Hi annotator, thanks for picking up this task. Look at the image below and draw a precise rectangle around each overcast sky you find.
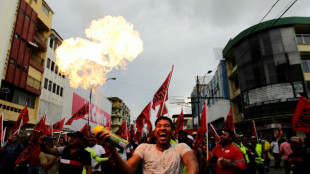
[46,0,310,123]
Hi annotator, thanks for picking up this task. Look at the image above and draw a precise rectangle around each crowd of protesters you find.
[0,116,309,174]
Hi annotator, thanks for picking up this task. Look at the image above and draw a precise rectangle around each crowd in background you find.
[0,128,309,174]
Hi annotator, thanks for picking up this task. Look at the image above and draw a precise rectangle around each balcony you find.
[26,76,41,95]
[34,32,47,50]
[112,121,122,126]
[296,34,310,45]
[111,112,122,117]
[30,54,44,72]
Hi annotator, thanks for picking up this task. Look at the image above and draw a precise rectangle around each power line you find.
[269,0,298,27]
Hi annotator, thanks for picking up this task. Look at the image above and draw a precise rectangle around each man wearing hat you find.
[39,136,58,174]
[39,131,91,174]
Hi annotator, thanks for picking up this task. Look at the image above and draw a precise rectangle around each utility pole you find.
[196,76,200,125]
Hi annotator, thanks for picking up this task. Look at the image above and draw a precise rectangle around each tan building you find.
[108,97,131,133]
[0,0,53,130]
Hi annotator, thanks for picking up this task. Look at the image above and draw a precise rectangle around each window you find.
[51,61,55,71]
[46,58,51,68]
[55,65,58,74]
[25,14,29,20]
[48,80,52,91]
[44,78,48,89]
[56,85,60,95]
[52,83,56,93]
[41,3,49,16]
[60,87,63,97]
[19,9,25,15]
[49,38,54,48]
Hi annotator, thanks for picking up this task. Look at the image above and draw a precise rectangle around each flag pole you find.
[57,131,62,142]
[159,65,173,116]
[253,120,258,142]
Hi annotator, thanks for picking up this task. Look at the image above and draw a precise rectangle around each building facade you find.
[38,29,65,125]
[223,17,310,139]
[0,0,53,131]
[108,97,131,132]
[191,60,230,130]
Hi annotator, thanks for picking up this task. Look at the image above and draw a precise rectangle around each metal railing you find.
[35,32,47,45]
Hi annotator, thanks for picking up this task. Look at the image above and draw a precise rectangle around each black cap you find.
[67,131,84,139]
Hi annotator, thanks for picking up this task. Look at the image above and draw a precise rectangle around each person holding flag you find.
[207,129,247,174]
[96,116,199,174]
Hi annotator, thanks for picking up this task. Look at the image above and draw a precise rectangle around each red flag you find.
[15,131,42,164]
[11,105,29,133]
[152,65,174,110]
[64,133,68,141]
[210,123,220,143]
[175,108,184,135]
[1,127,6,143]
[252,121,257,137]
[34,116,49,135]
[195,102,207,144]
[200,102,207,132]
[47,126,53,136]
[136,102,151,132]
[222,108,235,131]
[53,118,65,132]
[128,124,134,142]
[136,115,144,133]
[156,102,168,117]
[116,121,127,140]
[80,123,89,137]
[66,102,89,125]
[292,96,310,133]
[145,119,153,133]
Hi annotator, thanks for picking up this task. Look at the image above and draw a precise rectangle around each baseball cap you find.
[187,135,194,141]
[68,131,85,139]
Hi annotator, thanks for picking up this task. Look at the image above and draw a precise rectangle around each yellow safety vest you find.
[255,144,263,164]
[233,142,249,164]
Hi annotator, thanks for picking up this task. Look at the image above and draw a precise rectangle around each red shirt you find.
[210,144,246,174]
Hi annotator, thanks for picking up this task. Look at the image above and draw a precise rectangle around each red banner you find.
[175,108,184,135]
[136,115,144,133]
[195,128,205,145]
[136,102,152,132]
[145,119,153,133]
[53,118,65,132]
[80,123,89,137]
[15,131,42,164]
[72,93,111,128]
[292,96,310,133]
[116,121,127,140]
[66,102,89,125]
[223,108,235,131]
[152,65,174,110]
[11,105,29,133]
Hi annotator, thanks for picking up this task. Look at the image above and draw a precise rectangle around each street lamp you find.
[88,77,116,126]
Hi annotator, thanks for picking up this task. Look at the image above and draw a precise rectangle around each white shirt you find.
[134,143,192,174]
[118,148,130,161]
[90,144,106,172]
[271,141,279,153]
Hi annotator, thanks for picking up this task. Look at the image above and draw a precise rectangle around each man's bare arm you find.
[183,151,199,174]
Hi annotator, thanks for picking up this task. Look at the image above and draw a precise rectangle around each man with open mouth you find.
[96,116,199,174]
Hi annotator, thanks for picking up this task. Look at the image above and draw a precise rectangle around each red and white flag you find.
[210,123,220,143]
[252,120,257,137]
[222,108,235,131]
[116,120,127,140]
[156,102,168,117]
[152,65,174,110]
[276,125,282,138]
[292,96,310,133]
[53,118,65,132]
[66,102,89,125]
[80,123,89,137]
[175,108,184,136]
[47,126,53,136]
[11,105,29,133]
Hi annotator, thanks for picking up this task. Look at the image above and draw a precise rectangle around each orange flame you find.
[55,16,143,89]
